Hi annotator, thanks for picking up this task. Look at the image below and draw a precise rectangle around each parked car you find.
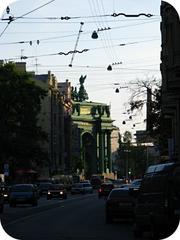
[105,188,135,223]
[130,179,142,189]
[47,184,67,200]
[38,182,53,196]
[134,162,180,239]
[98,183,114,198]
[71,183,93,194]
[112,179,124,188]
[0,187,4,213]
[9,184,39,207]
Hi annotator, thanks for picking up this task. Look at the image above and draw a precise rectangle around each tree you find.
[117,131,155,178]
[123,131,132,144]
[129,77,162,141]
[0,63,48,174]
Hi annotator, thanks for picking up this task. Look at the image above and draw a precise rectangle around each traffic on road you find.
[0,162,180,240]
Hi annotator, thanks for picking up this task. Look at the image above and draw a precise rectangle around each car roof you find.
[109,187,129,196]
[146,162,175,174]
[101,182,113,185]
[12,184,34,187]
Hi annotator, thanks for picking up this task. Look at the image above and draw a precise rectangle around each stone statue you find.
[78,75,88,102]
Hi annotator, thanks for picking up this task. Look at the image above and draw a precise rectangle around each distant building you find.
[111,126,120,174]
[71,76,115,179]
[13,62,72,178]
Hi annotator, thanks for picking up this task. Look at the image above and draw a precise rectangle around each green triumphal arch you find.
[71,101,114,179]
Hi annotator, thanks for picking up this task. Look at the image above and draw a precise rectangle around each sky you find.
[0,0,164,137]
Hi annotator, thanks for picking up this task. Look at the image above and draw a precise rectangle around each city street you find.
[1,192,135,240]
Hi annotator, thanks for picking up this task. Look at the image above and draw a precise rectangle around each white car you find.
[71,183,93,194]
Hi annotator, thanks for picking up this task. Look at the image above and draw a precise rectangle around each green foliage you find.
[123,131,132,144]
[0,63,48,171]
[130,83,162,141]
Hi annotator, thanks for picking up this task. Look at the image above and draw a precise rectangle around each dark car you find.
[90,176,102,189]
[130,179,142,189]
[47,184,67,200]
[9,184,39,207]
[105,188,135,223]
[98,183,114,198]
[129,179,142,196]
[134,162,180,239]
[38,182,53,196]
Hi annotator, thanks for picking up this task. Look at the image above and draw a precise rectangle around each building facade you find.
[71,101,114,179]
[160,1,180,161]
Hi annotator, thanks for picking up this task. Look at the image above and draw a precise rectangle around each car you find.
[105,188,135,223]
[112,179,124,188]
[134,162,180,239]
[119,183,131,189]
[9,184,39,207]
[128,179,142,196]
[130,179,142,189]
[47,184,67,200]
[71,183,93,194]
[98,183,114,198]
[38,182,53,196]
[90,176,102,189]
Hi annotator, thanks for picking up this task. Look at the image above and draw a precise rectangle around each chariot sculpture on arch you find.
[77,75,89,102]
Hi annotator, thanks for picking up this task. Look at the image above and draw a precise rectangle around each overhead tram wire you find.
[1,37,160,62]
[0,19,160,46]
[1,12,157,22]
[91,0,117,66]
[88,0,111,61]
[99,0,119,65]
[27,63,159,72]
[0,0,56,39]
[0,17,160,25]
[17,0,56,19]
[0,24,10,38]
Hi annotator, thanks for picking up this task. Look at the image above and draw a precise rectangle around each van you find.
[133,162,180,238]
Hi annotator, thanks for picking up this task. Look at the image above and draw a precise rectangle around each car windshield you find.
[109,189,129,198]
[72,184,82,188]
[50,185,64,190]
[11,185,33,192]
[131,180,142,186]
[39,183,52,188]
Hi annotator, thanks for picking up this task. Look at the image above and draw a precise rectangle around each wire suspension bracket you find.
[69,22,84,67]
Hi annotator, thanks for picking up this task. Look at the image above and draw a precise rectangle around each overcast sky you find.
[0,0,165,136]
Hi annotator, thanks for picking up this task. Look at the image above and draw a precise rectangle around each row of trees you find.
[116,131,157,179]
[0,63,48,180]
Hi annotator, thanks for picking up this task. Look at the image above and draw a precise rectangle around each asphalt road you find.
[1,193,135,240]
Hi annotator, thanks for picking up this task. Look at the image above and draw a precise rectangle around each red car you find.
[98,183,114,198]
